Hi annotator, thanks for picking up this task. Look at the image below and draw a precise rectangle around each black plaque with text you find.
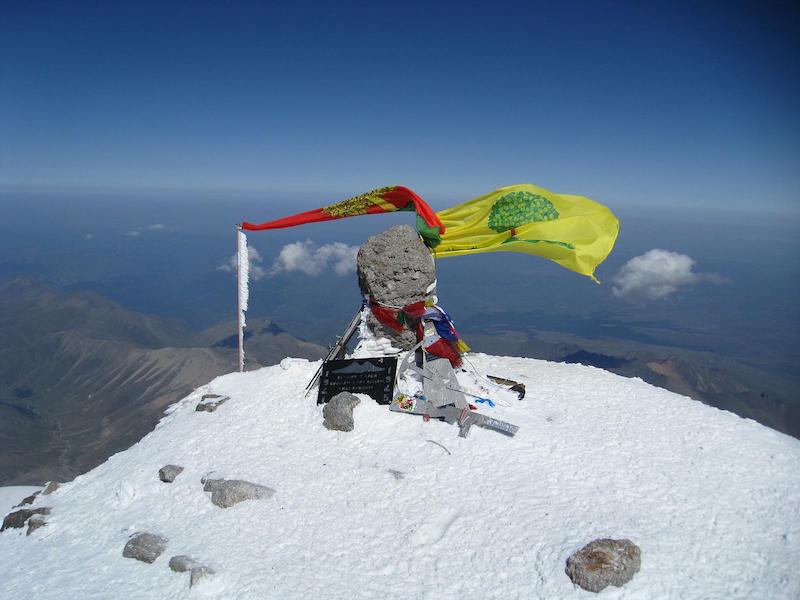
[316,357,397,405]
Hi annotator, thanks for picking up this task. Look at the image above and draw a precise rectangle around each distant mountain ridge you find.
[465,330,799,439]
[0,278,325,485]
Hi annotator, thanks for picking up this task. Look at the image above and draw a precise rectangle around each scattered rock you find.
[386,469,405,480]
[565,538,641,593]
[204,479,275,508]
[42,481,60,495]
[202,478,224,493]
[158,465,184,483]
[122,532,168,564]
[190,566,215,587]
[1,507,50,532]
[357,224,436,349]
[196,394,229,412]
[169,555,199,572]
[323,392,360,432]
[15,491,40,507]
[26,517,46,536]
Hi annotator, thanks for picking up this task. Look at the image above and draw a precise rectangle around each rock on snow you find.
[0,353,799,599]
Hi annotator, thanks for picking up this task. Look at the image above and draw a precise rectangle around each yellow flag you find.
[430,183,619,281]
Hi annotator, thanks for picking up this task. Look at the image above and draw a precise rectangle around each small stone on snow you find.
[323,392,360,432]
[196,394,229,412]
[565,538,641,593]
[42,481,60,495]
[204,479,275,508]
[169,555,199,572]
[158,465,184,483]
[190,566,215,587]
[122,532,168,564]
[26,517,46,536]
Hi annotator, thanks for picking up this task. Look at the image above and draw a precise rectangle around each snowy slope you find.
[1,354,799,599]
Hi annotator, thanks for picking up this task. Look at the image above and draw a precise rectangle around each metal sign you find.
[316,357,398,405]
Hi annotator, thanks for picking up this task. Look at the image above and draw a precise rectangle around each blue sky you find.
[1,1,798,211]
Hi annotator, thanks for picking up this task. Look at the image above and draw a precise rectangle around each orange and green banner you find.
[241,185,444,234]
[430,183,619,281]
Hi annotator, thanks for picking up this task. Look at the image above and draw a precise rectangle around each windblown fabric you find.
[241,185,444,234]
[368,297,469,367]
[430,183,619,281]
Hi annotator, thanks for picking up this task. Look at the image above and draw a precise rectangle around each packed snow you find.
[1,354,799,599]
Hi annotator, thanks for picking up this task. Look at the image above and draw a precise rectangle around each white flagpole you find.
[236,227,245,372]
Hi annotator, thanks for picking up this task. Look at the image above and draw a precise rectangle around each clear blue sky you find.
[1,0,798,211]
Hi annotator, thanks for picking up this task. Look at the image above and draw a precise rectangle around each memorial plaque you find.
[316,357,398,405]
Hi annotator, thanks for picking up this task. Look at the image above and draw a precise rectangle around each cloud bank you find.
[612,249,727,300]
[217,246,266,280]
[269,240,359,277]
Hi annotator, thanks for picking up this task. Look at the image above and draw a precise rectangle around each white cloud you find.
[83,233,94,240]
[269,240,359,277]
[612,249,727,300]
[217,246,266,280]
[124,224,168,237]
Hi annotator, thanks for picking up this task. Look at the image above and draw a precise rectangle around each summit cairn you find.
[357,224,436,350]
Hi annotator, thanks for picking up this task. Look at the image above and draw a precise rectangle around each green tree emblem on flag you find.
[487,191,559,233]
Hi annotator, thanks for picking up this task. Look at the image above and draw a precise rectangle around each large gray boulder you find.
[357,225,436,349]
[323,392,361,432]
[565,538,641,593]
[122,532,168,564]
[203,478,275,508]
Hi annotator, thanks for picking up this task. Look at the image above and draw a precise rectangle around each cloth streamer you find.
[368,297,468,367]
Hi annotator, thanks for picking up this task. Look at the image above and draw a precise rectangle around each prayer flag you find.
[430,183,619,280]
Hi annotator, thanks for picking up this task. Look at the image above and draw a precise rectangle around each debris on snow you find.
[158,465,184,483]
[565,538,641,593]
[322,391,361,432]
[486,374,526,400]
[122,532,168,564]
[195,393,229,412]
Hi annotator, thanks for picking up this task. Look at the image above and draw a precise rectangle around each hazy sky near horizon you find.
[2,1,798,211]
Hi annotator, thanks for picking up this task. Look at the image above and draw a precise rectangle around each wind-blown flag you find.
[429,183,619,281]
[241,185,444,236]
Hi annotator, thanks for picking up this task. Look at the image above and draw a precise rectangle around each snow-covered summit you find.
[2,354,799,599]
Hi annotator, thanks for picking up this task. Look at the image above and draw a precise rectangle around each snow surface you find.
[1,354,799,599]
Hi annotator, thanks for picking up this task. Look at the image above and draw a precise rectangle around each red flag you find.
[241,185,444,235]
